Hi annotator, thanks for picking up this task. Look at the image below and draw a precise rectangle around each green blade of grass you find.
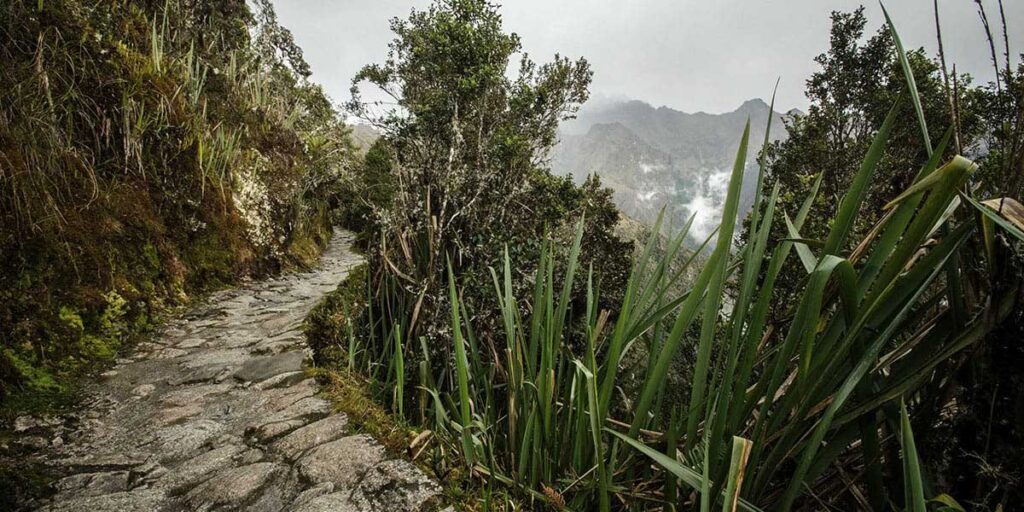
[785,212,818,273]
[722,437,753,512]
[882,3,933,155]
[446,256,475,465]
[901,400,928,512]
[684,121,752,448]
[964,194,1024,242]
[608,430,764,512]
[777,221,971,511]
[822,96,901,255]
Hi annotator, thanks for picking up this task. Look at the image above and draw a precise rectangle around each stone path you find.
[7,231,442,511]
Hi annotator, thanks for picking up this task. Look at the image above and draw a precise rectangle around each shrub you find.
[345,0,632,382]
[0,0,354,399]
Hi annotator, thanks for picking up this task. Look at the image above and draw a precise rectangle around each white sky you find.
[274,0,1022,114]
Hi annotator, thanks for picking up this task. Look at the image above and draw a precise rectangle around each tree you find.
[751,8,982,316]
[347,0,630,373]
[747,8,1023,508]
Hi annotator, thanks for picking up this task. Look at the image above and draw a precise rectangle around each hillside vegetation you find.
[0,0,354,401]
[309,1,1024,511]
[3,0,1023,511]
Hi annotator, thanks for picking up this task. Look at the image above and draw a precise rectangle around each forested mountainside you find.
[552,98,790,244]
[0,0,355,400]
[3,0,1024,511]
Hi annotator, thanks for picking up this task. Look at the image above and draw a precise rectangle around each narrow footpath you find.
[7,230,441,512]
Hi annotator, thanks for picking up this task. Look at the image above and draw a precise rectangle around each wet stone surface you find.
[5,231,442,511]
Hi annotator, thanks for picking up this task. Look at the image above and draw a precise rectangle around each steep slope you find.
[552,98,790,245]
[0,0,353,400]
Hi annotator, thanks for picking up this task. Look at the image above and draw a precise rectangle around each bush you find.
[0,0,354,399]
[344,0,632,383]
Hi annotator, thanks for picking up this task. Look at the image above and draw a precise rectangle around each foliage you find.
[305,263,368,366]
[314,8,1023,511]
[345,0,632,379]
[745,7,1024,508]
[0,0,355,399]
[749,7,984,317]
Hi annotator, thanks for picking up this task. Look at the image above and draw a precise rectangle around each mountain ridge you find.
[551,97,791,244]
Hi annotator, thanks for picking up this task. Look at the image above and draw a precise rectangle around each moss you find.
[58,307,84,333]
[1,350,62,395]
[1,0,353,408]
[306,265,522,511]
[312,367,507,511]
[182,230,245,291]
[305,263,368,363]
[0,457,59,511]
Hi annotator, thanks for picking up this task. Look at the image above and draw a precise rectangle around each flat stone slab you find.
[272,413,350,461]
[184,462,285,510]
[54,470,129,499]
[296,435,386,487]
[38,489,167,512]
[234,351,306,383]
[351,459,441,511]
[158,443,251,493]
[290,491,361,512]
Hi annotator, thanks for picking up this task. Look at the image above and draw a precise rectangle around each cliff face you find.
[551,98,790,245]
[0,0,354,399]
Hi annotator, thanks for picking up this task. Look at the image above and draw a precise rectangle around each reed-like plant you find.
[339,9,1022,511]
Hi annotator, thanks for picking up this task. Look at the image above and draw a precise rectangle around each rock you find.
[152,347,188,359]
[159,383,232,407]
[184,462,285,510]
[275,396,332,424]
[159,443,253,493]
[296,435,385,487]
[163,327,187,338]
[350,459,441,512]
[55,453,147,472]
[14,435,49,451]
[177,337,207,349]
[289,491,361,512]
[247,418,308,444]
[168,365,226,386]
[99,370,119,380]
[180,348,249,369]
[13,415,36,432]
[290,482,335,509]
[256,371,308,390]
[152,419,225,462]
[263,379,318,411]
[38,489,167,512]
[272,414,349,461]
[55,470,129,499]
[131,384,155,398]
[234,351,305,383]
[128,458,167,488]
[151,404,203,425]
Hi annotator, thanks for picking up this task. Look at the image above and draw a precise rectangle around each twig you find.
[974,0,1003,92]
[933,0,962,153]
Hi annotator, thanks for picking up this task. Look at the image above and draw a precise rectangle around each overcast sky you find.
[274,0,1022,115]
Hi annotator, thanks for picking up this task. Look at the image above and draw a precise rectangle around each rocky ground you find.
[3,231,443,511]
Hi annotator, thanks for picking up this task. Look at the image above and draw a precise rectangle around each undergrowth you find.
[0,0,355,401]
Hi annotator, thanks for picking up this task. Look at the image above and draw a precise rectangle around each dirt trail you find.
[6,231,441,512]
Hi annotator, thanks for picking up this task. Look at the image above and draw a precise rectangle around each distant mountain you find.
[551,98,791,246]
[349,123,380,155]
